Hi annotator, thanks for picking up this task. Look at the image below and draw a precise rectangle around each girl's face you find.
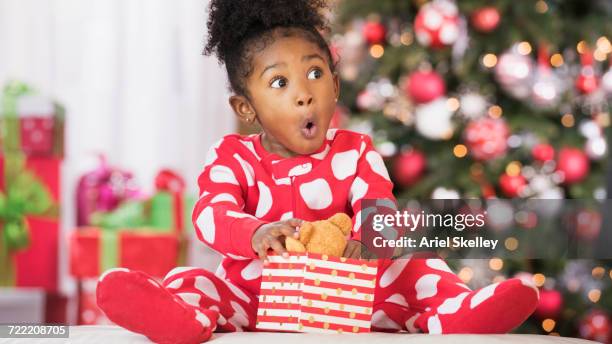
[230,33,339,158]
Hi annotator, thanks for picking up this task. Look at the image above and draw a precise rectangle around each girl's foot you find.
[96,268,218,344]
[416,278,539,334]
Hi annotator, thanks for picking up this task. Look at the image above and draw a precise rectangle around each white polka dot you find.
[311,144,330,160]
[98,268,129,282]
[331,149,359,180]
[195,309,211,328]
[210,306,228,325]
[456,282,472,291]
[299,178,332,210]
[360,141,366,155]
[349,177,369,206]
[196,207,215,244]
[226,211,257,219]
[372,310,401,330]
[415,274,441,300]
[210,165,239,185]
[366,151,390,181]
[227,284,251,303]
[226,253,249,260]
[470,283,499,309]
[288,163,312,177]
[326,128,338,140]
[280,211,293,220]
[273,177,291,185]
[379,259,411,288]
[166,278,184,289]
[255,182,273,217]
[241,140,261,161]
[437,292,469,314]
[240,259,262,280]
[427,315,442,334]
[230,301,247,317]
[385,293,409,307]
[199,191,211,200]
[164,267,197,280]
[194,276,220,302]
[233,154,255,187]
[405,314,420,333]
[210,193,238,205]
[204,147,218,168]
[426,259,454,274]
[177,292,202,307]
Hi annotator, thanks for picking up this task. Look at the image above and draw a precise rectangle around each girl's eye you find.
[270,77,287,89]
[307,68,323,80]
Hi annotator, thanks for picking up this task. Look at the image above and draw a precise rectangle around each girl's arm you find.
[192,139,267,259]
[348,135,401,259]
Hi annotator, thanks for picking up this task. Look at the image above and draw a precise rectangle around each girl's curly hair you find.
[204,0,334,97]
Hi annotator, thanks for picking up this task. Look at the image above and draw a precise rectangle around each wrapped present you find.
[256,253,378,334]
[76,156,141,226]
[69,227,179,278]
[0,82,65,157]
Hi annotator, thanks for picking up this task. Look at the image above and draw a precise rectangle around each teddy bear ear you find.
[328,213,353,235]
[299,222,314,244]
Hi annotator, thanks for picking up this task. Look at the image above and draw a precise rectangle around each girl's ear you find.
[229,95,256,123]
[332,72,340,101]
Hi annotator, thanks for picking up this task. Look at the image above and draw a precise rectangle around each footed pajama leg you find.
[372,255,539,334]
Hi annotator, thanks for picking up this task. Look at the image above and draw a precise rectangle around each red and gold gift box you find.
[69,227,179,279]
[256,253,378,334]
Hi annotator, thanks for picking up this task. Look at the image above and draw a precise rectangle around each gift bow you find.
[0,81,54,251]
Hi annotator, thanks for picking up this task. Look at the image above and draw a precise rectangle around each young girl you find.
[96,0,539,343]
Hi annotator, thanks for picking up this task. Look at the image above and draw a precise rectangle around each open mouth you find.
[301,119,317,139]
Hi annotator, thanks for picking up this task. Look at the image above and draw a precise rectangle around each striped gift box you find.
[256,253,378,334]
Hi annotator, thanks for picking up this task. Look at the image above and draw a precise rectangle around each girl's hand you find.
[251,218,303,264]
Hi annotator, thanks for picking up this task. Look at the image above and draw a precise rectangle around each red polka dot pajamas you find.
[97,129,539,343]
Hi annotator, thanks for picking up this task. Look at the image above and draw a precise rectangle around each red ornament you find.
[405,70,446,103]
[573,209,602,241]
[414,0,460,48]
[532,143,555,162]
[579,309,611,343]
[471,7,500,33]
[556,147,590,184]
[463,118,510,161]
[535,288,563,319]
[576,49,600,94]
[362,21,386,45]
[499,173,527,198]
[393,149,427,187]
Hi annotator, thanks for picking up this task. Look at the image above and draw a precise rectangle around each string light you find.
[447,97,460,111]
[577,41,587,54]
[504,237,519,251]
[489,258,503,271]
[370,44,385,58]
[542,319,555,332]
[561,113,575,127]
[594,49,607,62]
[533,273,546,287]
[517,41,532,55]
[550,53,564,67]
[592,266,605,279]
[400,32,413,46]
[596,36,611,53]
[535,0,549,13]
[453,144,468,158]
[482,53,498,68]
[458,267,473,283]
[488,105,503,118]
[506,161,522,177]
[588,289,601,303]
[609,269,612,280]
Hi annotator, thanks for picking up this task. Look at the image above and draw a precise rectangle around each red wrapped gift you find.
[0,157,60,292]
[20,117,55,156]
[69,227,180,278]
[256,253,378,333]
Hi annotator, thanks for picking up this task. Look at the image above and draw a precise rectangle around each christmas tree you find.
[330,0,612,340]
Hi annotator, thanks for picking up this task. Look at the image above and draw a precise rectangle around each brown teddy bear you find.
[285,213,352,257]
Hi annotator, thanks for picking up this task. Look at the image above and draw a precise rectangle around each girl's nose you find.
[296,93,313,106]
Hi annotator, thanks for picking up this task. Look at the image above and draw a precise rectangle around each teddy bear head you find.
[285,213,352,257]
